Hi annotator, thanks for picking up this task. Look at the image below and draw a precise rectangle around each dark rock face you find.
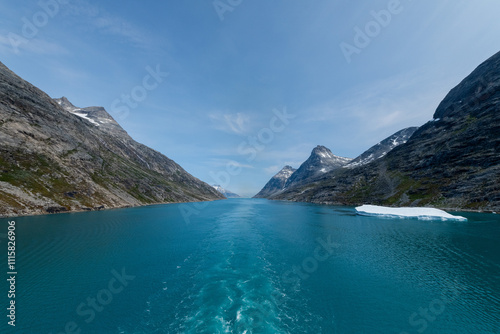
[0,61,224,217]
[346,127,418,168]
[273,51,500,211]
[46,206,68,214]
[253,165,296,198]
[283,146,351,188]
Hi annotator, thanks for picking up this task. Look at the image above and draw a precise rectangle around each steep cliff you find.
[272,51,500,211]
[0,61,224,217]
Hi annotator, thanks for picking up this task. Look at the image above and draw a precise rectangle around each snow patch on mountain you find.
[253,165,297,198]
[56,97,100,126]
[212,185,240,198]
[283,146,352,188]
[346,127,418,168]
[71,111,100,126]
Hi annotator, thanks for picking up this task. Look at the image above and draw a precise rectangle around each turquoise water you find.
[1,198,500,333]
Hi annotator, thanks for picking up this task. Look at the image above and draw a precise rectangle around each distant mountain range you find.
[212,185,240,198]
[257,51,500,211]
[255,128,414,199]
[0,61,224,217]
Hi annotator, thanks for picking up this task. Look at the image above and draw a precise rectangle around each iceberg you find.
[355,205,467,221]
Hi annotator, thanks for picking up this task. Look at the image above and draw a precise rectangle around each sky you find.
[1,0,500,197]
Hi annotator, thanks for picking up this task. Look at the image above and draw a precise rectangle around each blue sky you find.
[1,0,500,197]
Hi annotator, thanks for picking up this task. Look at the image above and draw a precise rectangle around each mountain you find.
[257,128,416,200]
[212,185,240,198]
[345,127,418,168]
[272,51,500,211]
[0,61,224,217]
[54,97,129,138]
[283,145,351,188]
[253,165,296,198]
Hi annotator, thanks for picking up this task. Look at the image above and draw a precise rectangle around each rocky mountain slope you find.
[54,97,130,138]
[284,146,351,188]
[345,127,418,168]
[253,165,296,198]
[212,184,240,198]
[272,51,500,211]
[0,61,224,217]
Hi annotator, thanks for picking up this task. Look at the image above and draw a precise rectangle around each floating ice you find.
[355,205,467,221]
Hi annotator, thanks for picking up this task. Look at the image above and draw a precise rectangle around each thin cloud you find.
[52,65,90,81]
[0,34,68,55]
[209,158,254,169]
[303,67,452,132]
[92,16,152,49]
[63,0,159,51]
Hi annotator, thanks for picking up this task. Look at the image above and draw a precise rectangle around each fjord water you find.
[2,199,500,333]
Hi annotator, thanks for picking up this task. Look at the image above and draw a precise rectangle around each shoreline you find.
[0,198,227,220]
[2,197,498,220]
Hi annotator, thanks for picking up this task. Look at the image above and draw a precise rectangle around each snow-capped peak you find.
[275,165,296,180]
[311,145,352,166]
[55,97,100,126]
[345,127,418,168]
[212,185,240,198]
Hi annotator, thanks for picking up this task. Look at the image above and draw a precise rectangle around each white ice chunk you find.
[355,205,467,221]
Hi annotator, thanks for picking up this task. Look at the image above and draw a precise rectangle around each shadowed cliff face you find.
[253,165,296,198]
[0,61,224,217]
[273,51,500,211]
[345,127,418,168]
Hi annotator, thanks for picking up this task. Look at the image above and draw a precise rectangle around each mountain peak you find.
[275,165,297,179]
[312,145,332,154]
[346,127,418,168]
[272,50,500,211]
[253,165,297,198]
[55,96,79,113]
[284,145,352,188]
[54,97,130,138]
[434,50,500,120]
[212,185,240,198]
[308,145,350,165]
[0,61,224,217]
